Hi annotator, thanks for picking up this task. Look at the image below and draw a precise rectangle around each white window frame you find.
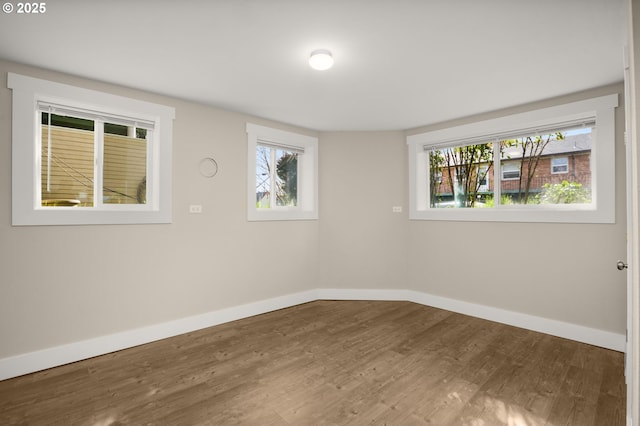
[551,156,569,174]
[8,73,175,226]
[246,123,318,221]
[407,94,618,223]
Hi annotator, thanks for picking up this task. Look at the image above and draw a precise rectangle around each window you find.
[247,123,318,221]
[39,106,150,207]
[407,94,618,223]
[428,142,493,208]
[8,73,175,225]
[425,127,595,209]
[256,145,299,209]
[502,162,521,180]
[551,157,569,174]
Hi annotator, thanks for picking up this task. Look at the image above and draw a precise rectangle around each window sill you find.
[409,204,612,224]
[248,208,318,222]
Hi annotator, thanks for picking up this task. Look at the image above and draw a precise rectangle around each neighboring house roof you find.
[501,132,591,160]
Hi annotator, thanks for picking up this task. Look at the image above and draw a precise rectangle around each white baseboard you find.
[316,288,410,301]
[317,288,625,352]
[0,288,625,381]
[403,290,626,352]
[0,290,318,381]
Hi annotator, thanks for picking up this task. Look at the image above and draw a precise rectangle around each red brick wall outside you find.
[433,151,591,198]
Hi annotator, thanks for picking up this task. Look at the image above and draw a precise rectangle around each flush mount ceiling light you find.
[309,49,334,71]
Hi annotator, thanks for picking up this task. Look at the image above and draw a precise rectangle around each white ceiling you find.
[0,0,628,131]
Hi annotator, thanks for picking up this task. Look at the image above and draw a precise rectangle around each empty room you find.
[0,1,638,425]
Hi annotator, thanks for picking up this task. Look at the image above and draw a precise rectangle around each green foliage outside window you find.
[536,180,591,204]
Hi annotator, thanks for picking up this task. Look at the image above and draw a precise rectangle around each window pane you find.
[256,145,271,208]
[256,145,298,209]
[551,157,569,174]
[499,128,592,205]
[501,162,520,180]
[428,142,493,208]
[103,125,148,205]
[41,113,94,207]
[275,149,298,207]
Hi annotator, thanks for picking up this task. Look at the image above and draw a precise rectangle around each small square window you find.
[427,142,493,208]
[502,162,521,180]
[551,157,569,174]
[247,123,318,221]
[256,145,299,209]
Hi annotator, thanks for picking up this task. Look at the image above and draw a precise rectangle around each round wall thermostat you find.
[199,157,218,178]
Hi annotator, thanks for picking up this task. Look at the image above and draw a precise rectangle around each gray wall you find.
[0,59,627,361]
[406,84,628,334]
[318,131,408,290]
[0,60,320,357]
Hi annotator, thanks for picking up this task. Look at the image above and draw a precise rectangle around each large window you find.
[427,128,592,209]
[9,73,175,225]
[407,94,618,223]
[39,106,151,208]
[246,123,318,221]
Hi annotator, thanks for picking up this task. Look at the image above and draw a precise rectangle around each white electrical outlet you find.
[392,206,402,213]
[189,204,202,214]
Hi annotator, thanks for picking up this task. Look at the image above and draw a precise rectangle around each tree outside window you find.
[427,127,592,208]
[256,145,298,208]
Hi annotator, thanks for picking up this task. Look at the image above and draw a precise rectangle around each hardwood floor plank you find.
[0,301,625,425]
[544,365,601,425]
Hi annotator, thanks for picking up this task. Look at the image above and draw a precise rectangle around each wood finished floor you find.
[0,300,626,425]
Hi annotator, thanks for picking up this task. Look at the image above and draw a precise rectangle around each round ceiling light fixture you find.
[309,49,334,71]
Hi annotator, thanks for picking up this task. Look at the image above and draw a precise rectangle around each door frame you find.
[624,3,639,422]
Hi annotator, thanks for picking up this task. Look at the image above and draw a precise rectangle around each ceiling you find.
[0,0,628,131]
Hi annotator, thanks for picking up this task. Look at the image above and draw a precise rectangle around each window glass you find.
[40,113,150,207]
[256,145,298,209]
[40,113,95,207]
[428,142,493,208]
[501,162,521,180]
[551,157,569,174]
[426,127,593,209]
[499,128,592,205]
[103,126,148,205]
